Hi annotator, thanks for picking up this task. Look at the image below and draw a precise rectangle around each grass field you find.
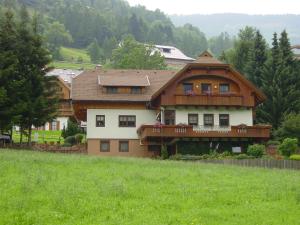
[0,150,299,225]
[12,130,63,143]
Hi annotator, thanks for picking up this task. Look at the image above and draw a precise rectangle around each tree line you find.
[0,8,58,145]
[222,26,300,139]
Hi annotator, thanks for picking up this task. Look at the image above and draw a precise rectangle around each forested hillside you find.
[0,0,227,60]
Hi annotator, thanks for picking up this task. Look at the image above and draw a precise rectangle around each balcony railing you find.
[175,94,243,106]
[138,124,271,140]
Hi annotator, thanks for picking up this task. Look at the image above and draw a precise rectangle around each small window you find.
[131,87,142,94]
[220,84,230,93]
[100,140,110,152]
[107,87,118,94]
[119,115,136,127]
[219,114,229,127]
[119,140,129,152]
[183,83,193,94]
[188,114,198,126]
[96,115,105,127]
[204,114,214,127]
[201,83,212,94]
[162,48,171,53]
[51,121,57,131]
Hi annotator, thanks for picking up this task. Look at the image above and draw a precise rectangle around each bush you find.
[234,154,254,160]
[62,143,72,147]
[75,133,84,144]
[64,136,76,146]
[169,154,182,160]
[266,140,280,146]
[276,114,300,141]
[278,138,298,157]
[62,118,82,139]
[161,145,168,160]
[289,154,300,161]
[247,144,265,158]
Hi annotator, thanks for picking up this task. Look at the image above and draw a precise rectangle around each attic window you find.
[162,48,171,53]
[107,87,118,94]
[131,87,142,94]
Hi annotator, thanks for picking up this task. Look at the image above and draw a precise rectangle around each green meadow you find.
[0,150,299,225]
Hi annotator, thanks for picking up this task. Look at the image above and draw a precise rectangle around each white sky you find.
[127,0,300,15]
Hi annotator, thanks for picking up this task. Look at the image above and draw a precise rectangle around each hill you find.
[0,150,299,224]
[170,13,300,44]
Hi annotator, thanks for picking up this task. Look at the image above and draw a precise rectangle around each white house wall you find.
[168,107,253,126]
[87,109,157,139]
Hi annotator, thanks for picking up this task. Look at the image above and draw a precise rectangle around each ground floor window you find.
[100,140,110,152]
[119,140,129,152]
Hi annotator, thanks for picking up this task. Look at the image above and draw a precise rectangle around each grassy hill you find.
[50,47,97,70]
[0,150,299,225]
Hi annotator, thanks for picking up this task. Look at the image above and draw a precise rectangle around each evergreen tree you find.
[16,6,58,145]
[87,38,103,63]
[246,30,268,87]
[128,13,142,42]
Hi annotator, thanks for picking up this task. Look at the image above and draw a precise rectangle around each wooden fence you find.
[197,159,300,170]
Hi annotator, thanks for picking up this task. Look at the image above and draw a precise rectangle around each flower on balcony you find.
[185,90,196,96]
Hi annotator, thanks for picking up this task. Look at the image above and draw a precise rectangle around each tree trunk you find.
[28,125,32,147]
[20,126,23,144]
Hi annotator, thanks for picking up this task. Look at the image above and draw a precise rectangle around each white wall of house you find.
[87,109,157,139]
[165,107,253,126]
[44,117,69,131]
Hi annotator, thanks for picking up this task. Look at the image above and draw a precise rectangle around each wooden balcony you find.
[175,94,244,106]
[138,124,271,140]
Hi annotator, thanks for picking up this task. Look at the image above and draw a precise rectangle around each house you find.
[72,51,271,157]
[43,69,83,130]
[291,45,300,60]
[154,45,195,67]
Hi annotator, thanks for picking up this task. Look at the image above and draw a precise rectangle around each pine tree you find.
[87,38,103,63]
[16,7,58,145]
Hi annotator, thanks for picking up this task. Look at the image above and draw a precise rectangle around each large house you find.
[72,51,271,157]
[154,45,195,67]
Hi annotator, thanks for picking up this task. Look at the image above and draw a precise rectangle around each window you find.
[201,83,212,94]
[51,121,57,131]
[188,114,198,126]
[219,114,229,127]
[107,87,118,94]
[162,48,171,53]
[119,140,129,152]
[220,84,230,93]
[119,115,136,127]
[131,87,142,94]
[204,114,214,127]
[183,83,193,94]
[96,115,105,127]
[100,140,110,152]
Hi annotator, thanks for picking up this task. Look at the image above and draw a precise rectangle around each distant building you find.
[154,45,195,67]
[291,45,300,60]
[44,69,83,130]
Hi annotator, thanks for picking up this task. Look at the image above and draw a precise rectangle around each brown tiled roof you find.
[99,73,150,87]
[72,69,177,102]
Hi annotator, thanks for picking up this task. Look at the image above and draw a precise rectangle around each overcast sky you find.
[127,0,300,15]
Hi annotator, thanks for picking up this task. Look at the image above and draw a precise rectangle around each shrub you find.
[234,154,254,160]
[289,154,300,161]
[276,114,300,141]
[75,133,84,144]
[64,136,76,146]
[247,144,265,158]
[62,143,72,147]
[169,154,182,160]
[278,138,298,157]
[266,140,280,146]
[62,118,82,139]
[161,145,168,160]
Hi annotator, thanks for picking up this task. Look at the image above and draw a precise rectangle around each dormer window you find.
[220,84,230,93]
[131,87,142,94]
[162,48,171,53]
[183,83,193,94]
[107,87,118,94]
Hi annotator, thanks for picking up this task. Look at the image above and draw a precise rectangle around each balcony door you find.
[164,110,175,125]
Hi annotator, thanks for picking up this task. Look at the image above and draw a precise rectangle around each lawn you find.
[12,130,63,144]
[60,47,91,63]
[49,61,97,70]
[0,150,299,225]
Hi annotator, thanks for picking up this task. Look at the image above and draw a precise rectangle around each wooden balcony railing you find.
[138,125,271,140]
[175,94,243,106]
